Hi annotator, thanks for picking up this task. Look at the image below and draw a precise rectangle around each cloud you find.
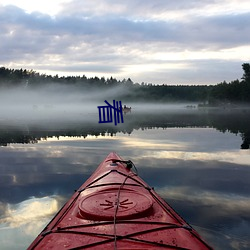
[0,1,250,84]
[58,0,235,19]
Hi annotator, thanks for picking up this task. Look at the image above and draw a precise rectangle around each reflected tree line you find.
[0,110,249,149]
[0,63,250,104]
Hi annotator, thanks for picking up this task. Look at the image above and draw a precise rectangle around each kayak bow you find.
[28,152,213,249]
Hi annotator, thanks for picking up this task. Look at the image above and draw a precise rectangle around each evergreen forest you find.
[0,63,250,105]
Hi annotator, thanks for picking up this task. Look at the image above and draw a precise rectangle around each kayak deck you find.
[28,152,213,249]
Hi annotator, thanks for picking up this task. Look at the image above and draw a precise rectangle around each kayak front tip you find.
[28,152,213,249]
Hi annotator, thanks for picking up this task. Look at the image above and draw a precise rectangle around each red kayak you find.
[28,152,213,249]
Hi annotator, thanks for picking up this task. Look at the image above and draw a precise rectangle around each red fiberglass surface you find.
[28,152,213,249]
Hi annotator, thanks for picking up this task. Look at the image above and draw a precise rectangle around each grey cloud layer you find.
[0,1,249,83]
[2,4,249,46]
[60,0,216,18]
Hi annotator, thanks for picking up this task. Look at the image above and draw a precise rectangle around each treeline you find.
[0,63,249,104]
[208,63,250,105]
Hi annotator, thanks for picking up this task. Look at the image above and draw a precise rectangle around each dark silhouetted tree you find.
[242,63,250,83]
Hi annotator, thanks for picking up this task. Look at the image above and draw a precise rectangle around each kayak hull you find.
[28,152,213,249]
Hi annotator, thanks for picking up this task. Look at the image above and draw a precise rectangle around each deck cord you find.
[113,160,137,250]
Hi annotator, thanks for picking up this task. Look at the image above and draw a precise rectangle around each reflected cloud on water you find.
[0,196,62,250]
[0,196,59,228]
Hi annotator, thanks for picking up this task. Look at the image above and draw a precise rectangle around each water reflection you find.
[0,196,62,250]
[1,196,59,228]
[0,107,250,149]
[0,108,250,249]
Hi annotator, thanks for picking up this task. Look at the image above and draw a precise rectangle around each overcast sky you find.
[0,0,250,85]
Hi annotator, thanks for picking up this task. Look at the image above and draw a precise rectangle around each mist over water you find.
[0,84,197,125]
[0,84,250,151]
[0,85,96,121]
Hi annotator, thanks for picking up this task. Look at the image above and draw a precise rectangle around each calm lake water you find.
[0,104,250,249]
